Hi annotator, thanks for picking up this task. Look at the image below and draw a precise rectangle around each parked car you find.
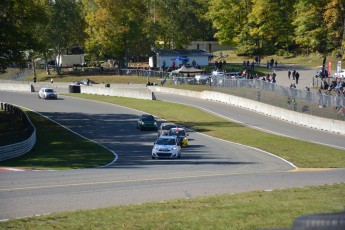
[168,128,189,147]
[195,74,211,85]
[38,88,57,99]
[72,79,97,86]
[152,136,181,159]
[158,122,177,137]
[333,69,345,78]
[137,114,157,131]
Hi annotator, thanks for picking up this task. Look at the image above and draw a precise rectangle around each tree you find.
[248,0,296,54]
[0,0,45,72]
[82,0,149,67]
[154,0,214,49]
[292,0,328,54]
[46,0,86,74]
[207,0,249,46]
[323,0,345,58]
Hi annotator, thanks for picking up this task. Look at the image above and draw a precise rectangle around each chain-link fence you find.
[165,76,345,121]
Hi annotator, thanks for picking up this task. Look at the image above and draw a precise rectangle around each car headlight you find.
[172,146,178,150]
[153,146,158,150]
[154,122,157,126]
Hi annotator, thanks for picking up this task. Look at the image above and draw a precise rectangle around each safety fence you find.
[0,103,36,161]
[166,77,345,121]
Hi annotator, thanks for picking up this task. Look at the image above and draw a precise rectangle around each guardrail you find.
[0,103,36,161]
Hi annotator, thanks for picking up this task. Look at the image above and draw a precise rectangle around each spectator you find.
[222,60,226,68]
[270,58,274,69]
[305,87,312,102]
[292,69,296,80]
[272,72,276,83]
[161,60,166,71]
[295,71,300,84]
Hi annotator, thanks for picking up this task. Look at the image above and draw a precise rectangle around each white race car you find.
[38,88,57,99]
[152,136,181,159]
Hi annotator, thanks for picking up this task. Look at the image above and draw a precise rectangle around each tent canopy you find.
[172,65,203,74]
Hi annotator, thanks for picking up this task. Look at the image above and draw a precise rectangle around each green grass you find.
[0,110,113,170]
[213,50,341,68]
[1,183,344,230]
[0,111,32,146]
[66,94,345,168]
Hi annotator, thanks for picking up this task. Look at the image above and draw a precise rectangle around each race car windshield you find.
[169,130,185,136]
[156,138,176,145]
[163,125,176,130]
[177,131,185,136]
[142,115,154,121]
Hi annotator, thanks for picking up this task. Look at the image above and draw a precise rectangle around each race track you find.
[0,90,344,220]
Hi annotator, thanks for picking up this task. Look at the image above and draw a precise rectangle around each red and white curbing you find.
[0,168,53,172]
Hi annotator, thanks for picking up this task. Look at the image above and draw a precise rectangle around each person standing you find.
[192,60,196,67]
[272,72,276,83]
[295,71,300,84]
[288,70,291,79]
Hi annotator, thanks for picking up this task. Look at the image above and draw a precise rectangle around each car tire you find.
[152,156,156,159]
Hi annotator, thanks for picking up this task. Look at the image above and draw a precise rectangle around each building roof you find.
[153,48,211,57]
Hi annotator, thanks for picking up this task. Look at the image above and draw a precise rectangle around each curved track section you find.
[0,91,344,220]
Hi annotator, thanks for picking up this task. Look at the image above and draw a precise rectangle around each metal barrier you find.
[0,103,36,161]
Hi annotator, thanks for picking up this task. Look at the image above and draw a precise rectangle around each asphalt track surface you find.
[0,87,344,220]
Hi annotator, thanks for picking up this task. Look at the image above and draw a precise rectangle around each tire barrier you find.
[69,85,81,93]
[290,211,345,230]
[0,102,36,161]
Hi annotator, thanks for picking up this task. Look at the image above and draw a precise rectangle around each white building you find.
[150,48,211,68]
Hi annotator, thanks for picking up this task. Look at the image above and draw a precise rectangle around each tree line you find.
[1,0,344,72]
